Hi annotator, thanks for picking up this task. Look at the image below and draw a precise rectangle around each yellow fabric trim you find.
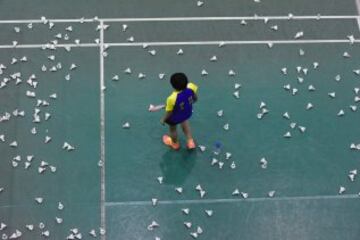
[187,82,198,93]
[165,92,178,111]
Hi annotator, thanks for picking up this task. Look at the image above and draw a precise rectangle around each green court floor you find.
[1,0,360,239]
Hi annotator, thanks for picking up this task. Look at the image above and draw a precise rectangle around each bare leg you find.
[169,125,178,143]
[181,120,193,140]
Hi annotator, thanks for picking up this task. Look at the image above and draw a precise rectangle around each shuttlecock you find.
[157,176,163,184]
[201,69,208,76]
[308,85,316,91]
[337,109,345,116]
[184,222,192,229]
[190,232,199,239]
[151,198,158,206]
[233,90,240,98]
[198,145,206,152]
[232,188,240,195]
[228,70,236,76]
[283,84,291,90]
[55,217,63,224]
[210,55,217,61]
[182,208,190,215]
[89,229,97,237]
[138,73,146,79]
[298,126,306,133]
[234,83,241,89]
[175,187,183,194]
[306,103,313,110]
[223,123,229,130]
[230,161,236,169]
[283,132,292,138]
[292,88,298,95]
[294,31,304,39]
[148,50,156,56]
[217,110,224,117]
[349,105,357,112]
[203,209,214,217]
[158,73,165,79]
[124,67,132,74]
[313,62,319,69]
[339,186,346,194]
[197,1,204,7]
[147,221,159,231]
[112,75,119,81]
[270,25,278,31]
[176,49,184,55]
[283,112,290,119]
[299,48,305,56]
[241,192,249,199]
[328,92,336,98]
[0,223,7,231]
[281,67,287,75]
[35,197,44,204]
[122,122,130,129]
[353,69,360,75]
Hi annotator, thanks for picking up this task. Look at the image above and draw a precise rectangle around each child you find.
[161,73,198,150]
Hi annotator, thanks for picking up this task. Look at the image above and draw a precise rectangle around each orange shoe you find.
[162,135,180,150]
[187,138,196,150]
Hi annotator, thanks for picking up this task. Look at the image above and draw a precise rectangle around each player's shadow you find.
[159,149,197,186]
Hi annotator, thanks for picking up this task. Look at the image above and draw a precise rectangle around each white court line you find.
[105,194,360,207]
[99,20,106,240]
[0,15,359,24]
[0,39,357,50]
[106,39,359,47]
[0,43,98,49]
[356,0,360,32]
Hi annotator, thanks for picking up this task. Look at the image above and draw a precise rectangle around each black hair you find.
[170,73,188,91]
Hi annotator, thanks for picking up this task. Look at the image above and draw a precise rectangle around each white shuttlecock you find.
[267,42,273,48]
[270,25,278,31]
[232,188,240,196]
[158,73,165,79]
[233,90,240,99]
[337,109,345,116]
[230,161,236,169]
[283,132,292,138]
[354,87,359,94]
[175,187,183,194]
[157,176,163,184]
[353,69,360,75]
[223,123,229,131]
[268,191,276,197]
[112,75,119,81]
[343,51,351,58]
[147,221,159,231]
[211,158,218,166]
[328,92,336,98]
[124,67,132,74]
[35,197,44,204]
[308,85,316,91]
[89,229,97,237]
[138,73,146,79]
[55,217,63,224]
[122,122,130,129]
[302,68,308,75]
[281,67,287,75]
[348,174,355,182]
[292,88,298,96]
[338,186,346,194]
[127,36,135,42]
[240,19,247,25]
[225,152,232,160]
[228,70,236,76]
[199,190,206,198]
[176,48,184,55]
[148,50,156,56]
[151,198,158,206]
[196,226,203,234]
[182,208,190,215]
[298,126,306,133]
[355,96,360,102]
[65,25,73,32]
[306,103,313,110]
[283,112,290,119]
[198,145,206,152]
[190,232,199,239]
[69,63,77,70]
[299,49,305,56]
[205,210,213,217]
[234,83,241,89]
[184,222,192,229]
[210,55,217,62]
[9,141,18,147]
[313,62,319,69]
[197,1,204,7]
[201,69,208,76]
[217,110,224,117]
[218,41,226,47]
[218,161,224,169]
[294,31,304,39]
[347,35,355,44]
[259,101,266,109]
[349,105,357,112]
[0,223,7,231]
[241,192,249,199]
[283,84,291,90]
